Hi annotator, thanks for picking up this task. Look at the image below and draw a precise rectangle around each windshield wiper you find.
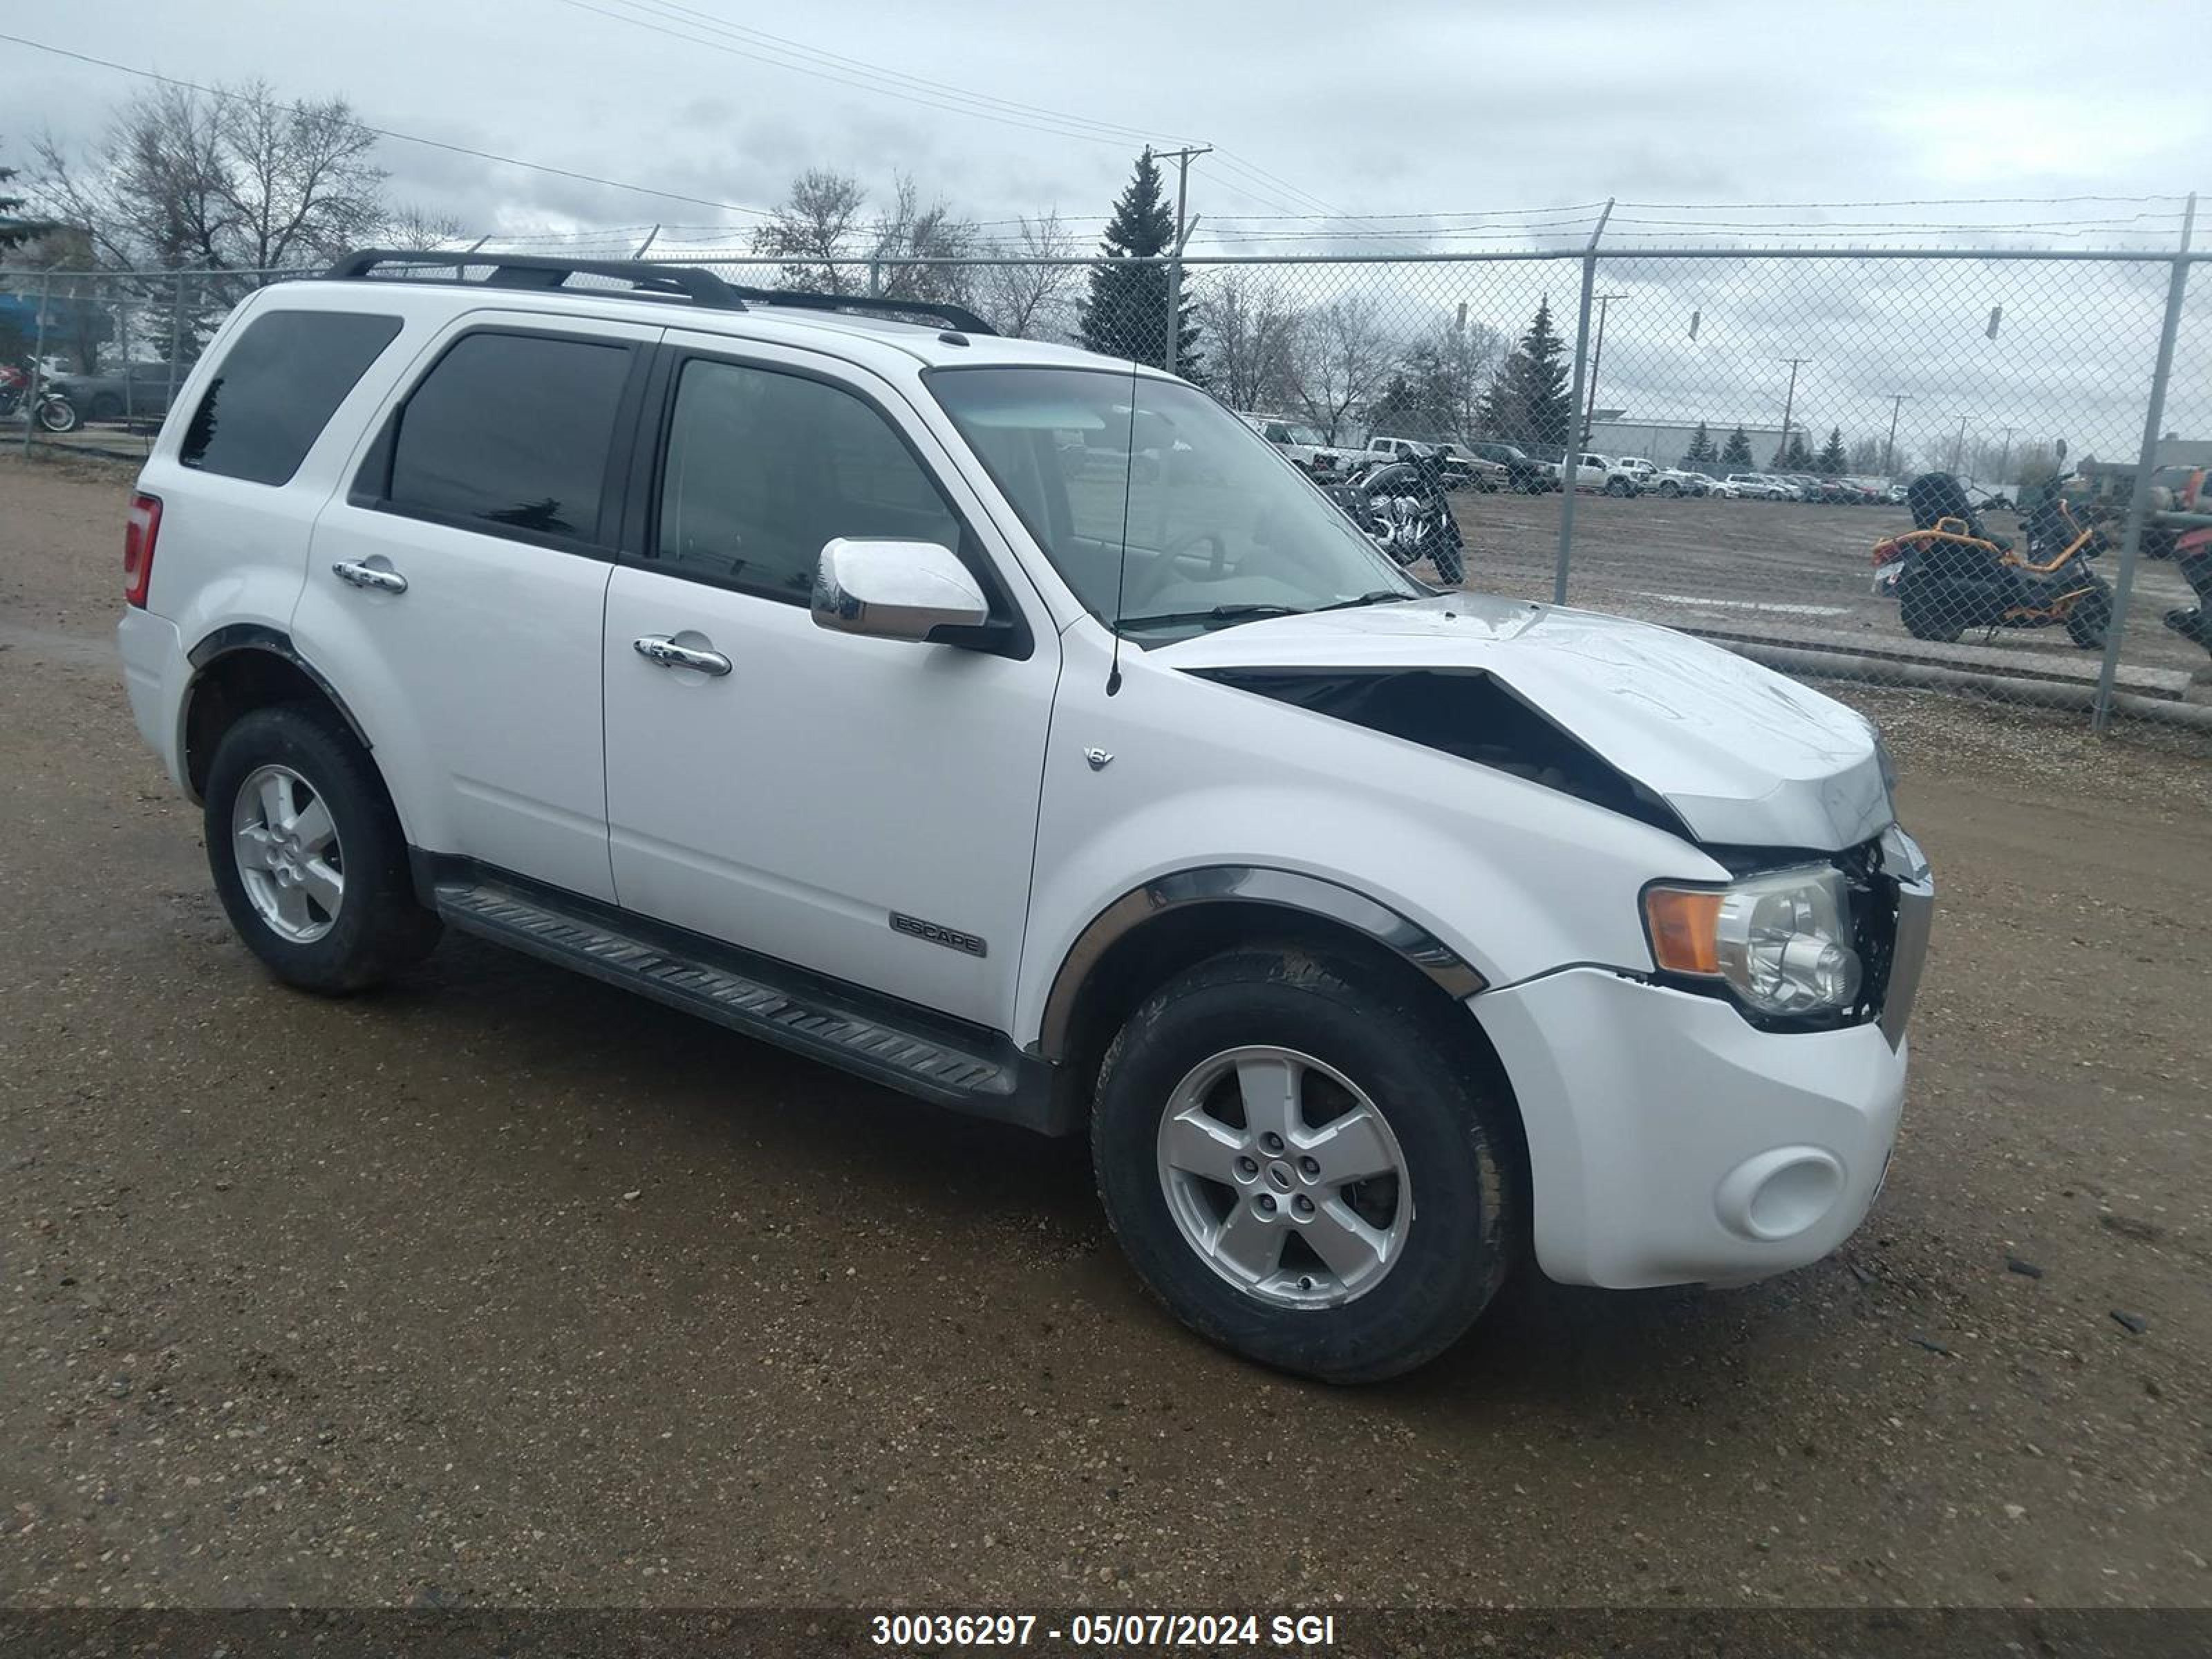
[1311,590,1418,612]
[1118,603,1303,631]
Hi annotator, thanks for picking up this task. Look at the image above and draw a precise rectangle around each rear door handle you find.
[331,560,408,594]
[633,635,732,677]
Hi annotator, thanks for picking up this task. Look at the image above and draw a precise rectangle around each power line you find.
[544,0,1318,218]
[0,30,779,218]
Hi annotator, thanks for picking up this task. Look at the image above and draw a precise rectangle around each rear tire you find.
[203,704,442,993]
[1897,583,1964,644]
[1091,946,1521,1383]
[2064,588,2112,650]
[1426,534,1466,587]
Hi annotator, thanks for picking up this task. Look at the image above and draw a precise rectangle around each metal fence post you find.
[166,275,186,416]
[1553,200,1613,605]
[23,275,49,458]
[2092,192,2196,733]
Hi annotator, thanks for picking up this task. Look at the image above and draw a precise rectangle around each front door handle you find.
[331,560,408,594]
[633,635,733,677]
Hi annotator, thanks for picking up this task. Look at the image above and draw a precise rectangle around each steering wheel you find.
[1128,528,1229,608]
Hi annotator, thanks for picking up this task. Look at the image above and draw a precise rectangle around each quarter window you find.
[180,310,402,487]
[653,357,961,603]
[386,332,632,543]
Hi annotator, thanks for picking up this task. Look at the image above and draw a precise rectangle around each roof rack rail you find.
[748,289,997,337]
[323,250,749,312]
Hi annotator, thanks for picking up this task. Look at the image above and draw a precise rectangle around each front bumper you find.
[1474,969,1912,1289]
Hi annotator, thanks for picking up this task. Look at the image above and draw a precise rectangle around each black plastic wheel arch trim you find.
[1038,866,1486,1062]
[184,625,374,752]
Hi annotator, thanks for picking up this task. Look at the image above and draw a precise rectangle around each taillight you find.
[124,492,162,608]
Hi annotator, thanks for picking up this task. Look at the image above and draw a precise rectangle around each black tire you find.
[1897,583,1963,644]
[1658,480,1680,498]
[1426,535,1466,587]
[2064,588,2112,650]
[1091,946,1521,1383]
[203,703,441,993]
[1606,478,1629,496]
[35,395,79,433]
[88,393,123,422]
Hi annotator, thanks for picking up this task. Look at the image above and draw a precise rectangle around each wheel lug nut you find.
[1260,1132,1285,1153]
[1297,1156,1320,1177]
[1257,1194,1277,1214]
[1293,1195,1314,1216]
[1235,1156,1258,1177]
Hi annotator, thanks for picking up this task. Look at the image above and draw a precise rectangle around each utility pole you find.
[1156,145,1212,375]
[1882,393,1912,477]
[1952,413,1971,477]
[1995,423,2018,482]
[1773,356,1810,465]
[1580,292,1626,445]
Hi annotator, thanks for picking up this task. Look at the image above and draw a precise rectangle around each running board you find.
[430,878,1066,1130]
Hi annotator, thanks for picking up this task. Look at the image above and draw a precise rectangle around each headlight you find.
[1644,866,1862,1018]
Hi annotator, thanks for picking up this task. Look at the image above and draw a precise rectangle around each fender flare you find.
[183,624,374,752]
[1037,865,1485,1062]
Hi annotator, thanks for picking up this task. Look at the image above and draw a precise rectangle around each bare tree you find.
[979,209,1079,339]
[750,167,869,293]
[34,80,387,280]
[1197,268,1299,412]
[751,169,979,306]
[1286,294,1395,442]
[381,203,467,251]
[868,174,978,309]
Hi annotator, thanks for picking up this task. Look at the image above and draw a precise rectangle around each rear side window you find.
[180,310,402,486]
[386,332,632,544]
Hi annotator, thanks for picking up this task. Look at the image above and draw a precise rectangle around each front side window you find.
[652,357,962,603]
[386,332,631,543]
[180,309,402,487]
[930,366,1418,639]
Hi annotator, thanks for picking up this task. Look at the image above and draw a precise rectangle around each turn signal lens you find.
[1644,887,1723,975]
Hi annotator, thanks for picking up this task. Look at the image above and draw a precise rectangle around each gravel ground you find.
[3,452,2209,1611]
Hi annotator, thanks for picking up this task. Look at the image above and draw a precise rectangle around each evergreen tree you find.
[1815,426,1848,474]
[1720,425,1754,469]
[1479,298,1573,451]
[0,136,32,252]
[1774,429,1812,470]
[1078,149,1201,377]
[1682,421,1716,467]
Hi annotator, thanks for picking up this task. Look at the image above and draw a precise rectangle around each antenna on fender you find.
[1105,356,1140,696]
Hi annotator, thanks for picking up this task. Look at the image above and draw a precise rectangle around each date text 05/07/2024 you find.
[869,1611,1339,1649]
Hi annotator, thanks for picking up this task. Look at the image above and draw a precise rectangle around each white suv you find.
[116,252,1933,1382]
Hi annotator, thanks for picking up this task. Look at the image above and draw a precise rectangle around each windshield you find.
[930,366,1421,637]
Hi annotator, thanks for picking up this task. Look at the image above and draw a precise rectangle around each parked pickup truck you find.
[1615,457,1709,498]
[116,250,1933,1384]
[1239,413,1362,481]
[1555,451,1642,494]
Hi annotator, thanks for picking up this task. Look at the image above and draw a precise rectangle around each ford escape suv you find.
[117,252,1933,1382]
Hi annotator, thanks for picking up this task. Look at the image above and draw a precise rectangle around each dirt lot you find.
[3,451,2210,1611]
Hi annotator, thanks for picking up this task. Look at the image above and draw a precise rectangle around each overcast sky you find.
[5,1,2208,465]
[6,0,2206,249]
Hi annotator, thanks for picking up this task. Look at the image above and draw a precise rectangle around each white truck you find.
[1239,413,1363,481]
[115,250,1932,1383]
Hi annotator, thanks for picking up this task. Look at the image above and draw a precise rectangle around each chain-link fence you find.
[6,231,2206,743]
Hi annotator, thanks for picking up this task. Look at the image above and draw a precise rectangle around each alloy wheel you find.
[1155,1045,1413,1309]
[230,763,346,943]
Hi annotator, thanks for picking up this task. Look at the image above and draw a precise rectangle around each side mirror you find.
[812,538,993,645]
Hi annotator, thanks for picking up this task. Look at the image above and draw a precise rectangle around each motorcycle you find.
[1871,472,2112,649]
[0,363,82,433]
[1323,449,1468,585]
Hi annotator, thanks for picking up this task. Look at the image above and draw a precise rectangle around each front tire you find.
[35,396,79,433]
[2064,588,2112,650]
[1092,948,1520,1383]
[1897,582,1964,643]
[203,704,441,993]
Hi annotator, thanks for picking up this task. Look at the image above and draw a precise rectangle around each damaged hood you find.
[1151,593,1893,850]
